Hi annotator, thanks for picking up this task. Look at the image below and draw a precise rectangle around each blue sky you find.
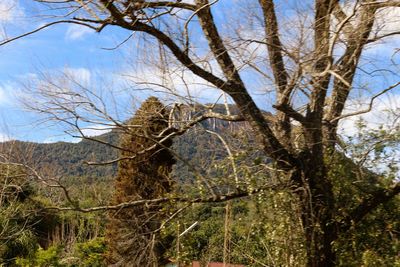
[1,0,400,145]
[0,1,138,142]
[0,0,249,143]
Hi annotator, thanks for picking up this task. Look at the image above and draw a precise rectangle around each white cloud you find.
[79,124,112,137]
[65,24,93,40]
[42,135,79,144]
[362,6,400,57]
[20,68,92,94]
[41,125,112,143]
[121,64,223,104]
[0,87,7,104]
[336,2,400,34]
[374,7,400,36]
[40,137,58,144]
[0,132,12,142]
[338,92,400,179]
[0,0,25,39]
[0,0,24,24]
[0,83,15,107]
[63,67,92,85]
[339,93,400,137]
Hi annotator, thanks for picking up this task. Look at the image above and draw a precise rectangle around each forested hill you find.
[0,104,260,181]
[0,132,118,180]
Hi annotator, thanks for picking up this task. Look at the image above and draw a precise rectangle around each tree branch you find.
[130,1,197,11]
[324,4,377,146]
[195,0,244,85]
[44,182,286,213]
[341,182,400,233]
[258,0,288,93]
[85,111,245,165]
[0,20,97,46]
[273,103,306,123]
[330,81,400,123]
[98,0,295,169]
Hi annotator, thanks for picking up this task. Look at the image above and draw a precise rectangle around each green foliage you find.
[333,196,400,266]
[16,245,64,267]
[162,191,306,267]
[73,237,106,267]
[344,118,400,179]
[0,229,38,266]
[0,165,40,265]
[15,238,107,267]
[0,132,117,182]
[326,120,400,266]
[1,106,399,266]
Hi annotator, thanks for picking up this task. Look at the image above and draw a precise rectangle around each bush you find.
[74,237,106,267]
[16,245,64,267]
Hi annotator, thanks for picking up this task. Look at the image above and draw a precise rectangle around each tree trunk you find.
[297,154,337,267]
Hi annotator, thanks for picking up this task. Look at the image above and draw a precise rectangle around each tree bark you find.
[295,153,337,267]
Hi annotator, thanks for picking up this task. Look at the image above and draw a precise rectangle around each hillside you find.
[0,105,398,266]
[0,104,260,183]
[0,132,118,181]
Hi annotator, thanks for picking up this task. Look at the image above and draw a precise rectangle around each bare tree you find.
[2,0,400,266]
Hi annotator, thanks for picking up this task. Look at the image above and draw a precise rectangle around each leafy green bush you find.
[74,237,106,267]
[16,245,64,267]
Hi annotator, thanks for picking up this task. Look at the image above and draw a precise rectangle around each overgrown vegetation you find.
[106,97,176,266]
[1,106,399,266]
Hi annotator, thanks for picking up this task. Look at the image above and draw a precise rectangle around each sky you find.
[0,0,400,147]
[0,0,138,142]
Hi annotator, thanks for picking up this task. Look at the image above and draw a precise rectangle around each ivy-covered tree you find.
[106,97,176,266]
